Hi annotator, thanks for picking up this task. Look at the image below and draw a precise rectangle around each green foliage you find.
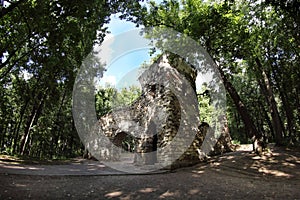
[95,85,141,117]
[197,87,214,125]
[1,0,300,160]
[0,0,144,159]
[113,86,142,108]
[231,140,241,145]
[138,0,300,145]
[95,86,116,117]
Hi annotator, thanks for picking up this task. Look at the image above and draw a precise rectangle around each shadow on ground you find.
[0,145,299,199]
[196,145,300,179]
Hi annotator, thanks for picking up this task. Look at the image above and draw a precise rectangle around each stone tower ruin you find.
[90,54,233,169]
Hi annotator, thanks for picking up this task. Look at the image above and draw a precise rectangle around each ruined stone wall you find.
[95,54,233,168]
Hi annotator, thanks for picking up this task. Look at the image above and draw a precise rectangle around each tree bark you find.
[272,60,297,138]
[255,58,284,145]
[19,93,44,155]
[12,99,29,154]
[277,81,294,137]
[217,65,262,145]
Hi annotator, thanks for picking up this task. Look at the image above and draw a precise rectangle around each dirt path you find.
[1,146,300,199]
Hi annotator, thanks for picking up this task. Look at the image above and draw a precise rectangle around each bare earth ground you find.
[0,145,300,200]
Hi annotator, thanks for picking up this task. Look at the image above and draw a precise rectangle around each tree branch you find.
[0,0,26,18]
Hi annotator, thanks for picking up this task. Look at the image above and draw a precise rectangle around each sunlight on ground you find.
[0,164,43,170]
[192,170,205,175]
[188,189,200,195]
[105,191,123,198]
[139,188,156,193]
[159,190,180,199]
[282,162,296,167]
[223,155,235,160]
[15,184,27,187]
[286,155,300,164]
[258,167,292,178]
[249,150,300,178]
[69,169,81,172]
[188,146,300,180]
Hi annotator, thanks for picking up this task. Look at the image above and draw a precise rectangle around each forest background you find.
[0,0,299,159]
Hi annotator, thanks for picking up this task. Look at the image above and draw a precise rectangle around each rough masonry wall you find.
[95,54,233,168]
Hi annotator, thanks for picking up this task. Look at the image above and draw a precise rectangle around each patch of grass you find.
[232,140,241,145]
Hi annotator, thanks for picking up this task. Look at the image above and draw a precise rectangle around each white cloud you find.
[196,75,203,90]
[196,72,214,91]
[95,33,115,68]
[101,75,117,87]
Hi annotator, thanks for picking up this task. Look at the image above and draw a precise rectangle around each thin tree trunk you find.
[50,89,67,158]
[216,64,264,154]
[217,65,262,147]
[272,61,294,138]
[12,100,29,154]
[278,85,294,137]
[0,124,5,151]
[255,58,284,145]
[260,101,274,140]
[19,94,45,155]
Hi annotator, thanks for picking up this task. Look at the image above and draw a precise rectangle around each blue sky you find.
[98,2,163,89]
[98,16,156,89]
[97,0,206,91]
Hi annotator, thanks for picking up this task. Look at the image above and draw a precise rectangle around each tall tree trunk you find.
[272,60,294,138]
[50,89,67,158]
[278,83,294,138]
[12,100,30,154]
[255,58,284,145]
[296,88,300,122]
[260,101,274,140]
[217,65,262,145]
[19,94,45,155]
[0,124,5,151]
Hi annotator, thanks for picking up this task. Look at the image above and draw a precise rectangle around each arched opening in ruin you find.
[112,132,135,152]
[112,131,159,165]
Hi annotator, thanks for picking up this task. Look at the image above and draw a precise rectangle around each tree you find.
[136,0,300,148]
[0,0,145,158]
[138,0,261,146]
